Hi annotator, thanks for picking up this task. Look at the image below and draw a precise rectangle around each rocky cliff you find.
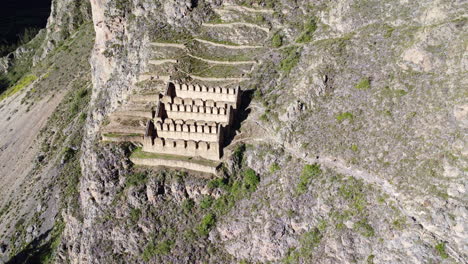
[0,0,466,263]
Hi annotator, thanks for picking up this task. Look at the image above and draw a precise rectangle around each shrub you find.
[297,164,321,194]
[125,173,147,188]
[271,32,283,47]
[200,196,214,209]
[129,208,141,223]
[243,168,260,192]
[355,78,371,90]
[280,47,301,74]
[435,242,449,259]
[296,18,317,43]
[197,213,216,236]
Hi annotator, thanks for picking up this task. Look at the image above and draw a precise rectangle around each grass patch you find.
[102,132,142,138]
[296,18,317,43]
[0,74,37,101]
[297,164,322,194]
[336,112,354,123]
[355,78,371,90]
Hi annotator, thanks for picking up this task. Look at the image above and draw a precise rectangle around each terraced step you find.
[193,38,263,49]
[187,54,256,65]
[130,148,220,175]
[202,22,270,33]
[219,4,274,14]
[138,74,171,82]
[189,75,250,82]
[129,93,159,103]
[102,133,144,143]
[102,125,146,135]
[198,25,268,46]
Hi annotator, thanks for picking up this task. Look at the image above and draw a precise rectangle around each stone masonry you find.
[142,81,241,162]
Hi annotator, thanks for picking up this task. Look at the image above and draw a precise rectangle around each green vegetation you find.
[197,213,216,236]
[297,164,322,194]
[271,32,283,47]
[270,163,280,173]
[130,208,141,223]
[284,227,323,263]
[280,47,302,74]
[125,172,148,188]
[336,112,354,122]
[182,198,195,214]
[338,177,367,212]
[102,132,142,138]
[355,77,371,90]
[0,74,37,101]
[351,144,358,152]
[435,242,449,259]
[296,18,317,43]
[199,196,214,209]
[142,239,175,261]
[243,168,260,191]
[354,219,375,237]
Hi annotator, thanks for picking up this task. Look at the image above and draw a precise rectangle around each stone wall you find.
[142,137,221,161]
[171,82,241,109]
[164,102,232,124]
[155,120,221,142]
[130,157,218,174]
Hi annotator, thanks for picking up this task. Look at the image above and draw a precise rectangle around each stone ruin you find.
[128,81,241,173]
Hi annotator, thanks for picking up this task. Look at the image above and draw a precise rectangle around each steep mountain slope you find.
[55,0,466,263]
[0,0,466,263]
[0,1,93,262]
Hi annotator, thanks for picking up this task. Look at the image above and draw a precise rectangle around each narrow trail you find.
[189,74,250,82]
[218,4,274,14]
[202,22,270,33]
[187,54,256,65]
[239,106,468,263]
[194,38,263,49]
[150,42,186,49]
[148,59,178,65]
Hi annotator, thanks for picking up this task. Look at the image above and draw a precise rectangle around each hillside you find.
[0,0,466,263]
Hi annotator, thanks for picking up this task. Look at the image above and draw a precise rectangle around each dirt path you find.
[236,105,467,263]
[189,74,250,82]
[219,4,274,14]
[202,22,270,33]
[150,42,186,49]
[187,54,256,65]
[193,38,263,49]
[148,59,178,65]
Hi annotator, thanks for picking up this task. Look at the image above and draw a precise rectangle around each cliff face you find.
[0,0,466,263]
[54,0,467,263]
